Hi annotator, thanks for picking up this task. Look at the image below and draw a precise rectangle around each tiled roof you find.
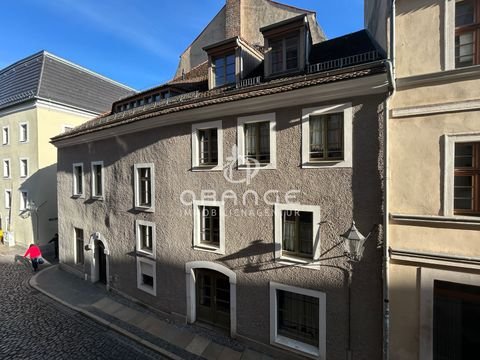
[0,51,135,113]
[52,61,387,142]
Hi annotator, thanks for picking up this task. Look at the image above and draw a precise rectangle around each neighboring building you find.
[0,51,134,247]
[367,1,480,359]
[53,1,390,359]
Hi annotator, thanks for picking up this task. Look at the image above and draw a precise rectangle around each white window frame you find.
[237,113,276,169]
[73,227,85,265]
[136,257,156,296]
[443,132,480,216]
[301,103,353,168]
[19,190,28,211]
[269,281,326,359]
[419,267,480,359]
[91,161,104,200]
[191,120,224,171]
[72,163,84,197]
[2,126,9,145]
[4,189,11,209]
[193,200,225,254]
[134,163,155,212]
[19,122,28,143]
[3,159,10,178]
[19,158,28,178]
[274,203,321,264]
[135,220,156,258]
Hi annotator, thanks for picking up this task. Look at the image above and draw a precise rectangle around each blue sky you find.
[1,0,363,90]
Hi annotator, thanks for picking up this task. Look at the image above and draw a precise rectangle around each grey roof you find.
[0,51,135,113]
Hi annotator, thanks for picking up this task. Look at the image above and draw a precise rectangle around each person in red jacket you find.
[23,244,42,272]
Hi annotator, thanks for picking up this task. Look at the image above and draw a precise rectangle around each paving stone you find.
[202,341,225,360]
[170,330,196,348]
[218,346,243,360]
[185,335,211,355]
[241,348,264,360]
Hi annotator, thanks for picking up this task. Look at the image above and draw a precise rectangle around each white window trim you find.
[19,190,28,211]
[2,126,9,145]
[4,189,11,209]
[91,161,104,200]
[193,199,225,254]
[3,159,10,178]
[19,158,28,178]
[73,227,84,265]
[191,120,224,171]
[419,267,480,360]
[443,132,480,216]
[72,163,84,198]
[445,0,456,71]
[237,113,276,169]
[134,163,155,212]
[301,103,353,168]
[19,122,29,143]
[136,256,157,296]
[269,281,326,359]
[135,219,156,258]
[274,203,321,265]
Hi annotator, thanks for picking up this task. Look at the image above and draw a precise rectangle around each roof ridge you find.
[36,52,47,97]
[42,51,136,92]
[0,50,44,76]
[267,0,315,14]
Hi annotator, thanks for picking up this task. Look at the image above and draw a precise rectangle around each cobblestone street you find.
[0,249,166,360]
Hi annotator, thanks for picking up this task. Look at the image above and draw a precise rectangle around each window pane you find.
[198,129,218,165]
[285,35,299,70]
[309,116,324,160]
[142,274,154,287]
[245,122,270,163]
[455,32,475,68]
[455,143,474,167]
[271,39,283,73]
[456,0,475,27]
[139,167,151,206]
[282,211,296,252]
[200,206,220,245]
[454,176,474,209]
[298,212,313,255]
[327,113,344,159]
[277,290,319,347]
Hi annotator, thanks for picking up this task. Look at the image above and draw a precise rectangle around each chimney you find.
[225,0,241,38]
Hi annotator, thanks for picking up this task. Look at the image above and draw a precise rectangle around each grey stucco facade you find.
[56,86,387,359]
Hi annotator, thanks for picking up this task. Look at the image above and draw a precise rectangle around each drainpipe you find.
[383,1,396,359]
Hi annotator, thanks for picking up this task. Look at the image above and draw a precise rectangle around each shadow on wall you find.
[17,163,58,248]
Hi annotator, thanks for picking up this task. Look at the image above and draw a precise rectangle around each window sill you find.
[272,335,320,359]
[136,249,155,259]
[302,160,350,169]
[134,205,155,213]
[193,245,224,255]
[91,196,104,201]
[137,284,156,296]
[237,163,276,170]
[71,194,85,199]
[390,213,480,226]
[277,256,320,269]
[192,165,223,172]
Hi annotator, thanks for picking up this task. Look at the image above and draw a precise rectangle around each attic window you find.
[269,32,299,74]
[213,54,236,87]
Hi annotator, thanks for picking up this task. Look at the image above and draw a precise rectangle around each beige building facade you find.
[366,0,480,359]
[0,52,134,248]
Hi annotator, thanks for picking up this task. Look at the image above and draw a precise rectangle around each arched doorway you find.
[90,233,109,287]
[185,261,237,337]
[96,240,107,285]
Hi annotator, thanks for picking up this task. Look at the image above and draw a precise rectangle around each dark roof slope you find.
[309,30,384,65]
[0,51,135,113]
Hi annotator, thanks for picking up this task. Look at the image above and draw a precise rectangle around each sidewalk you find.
[30,265,271,360]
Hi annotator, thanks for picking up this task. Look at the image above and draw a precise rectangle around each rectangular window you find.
[193,200,225,254]
[237,113,276,169]
[91,161,103,199]
[136,257,156,295]
[4,189,11,209]
[3,159,10,178]
[269,32,299,75]
[74,227,84,265]
[192,120,223,171]
[20,159,28,178]
[454,142,480,214]
[2,126,9,145]
[72,163,84,196]
[134,163,154,211]
[309,113,344,161]
[433,280,480,359]
[245,121,271,163]
[136,220,156,257]
[19,191,28,211]
[19,123,28,143]
[282,211,313,258]
[213,54,236,87]
[274,204,321,262]
[270,282,326,358]
[455,0,480,68]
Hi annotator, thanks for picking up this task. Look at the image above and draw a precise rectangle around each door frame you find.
[185,261,237,337]
[90,233,110,289]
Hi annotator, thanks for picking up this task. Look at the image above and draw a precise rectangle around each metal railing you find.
[308,51,380,74]
[237,76,261,89]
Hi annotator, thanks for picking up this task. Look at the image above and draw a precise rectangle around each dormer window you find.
[261,15,308,78]
[213,54,236,87]
[271,32,300,73]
